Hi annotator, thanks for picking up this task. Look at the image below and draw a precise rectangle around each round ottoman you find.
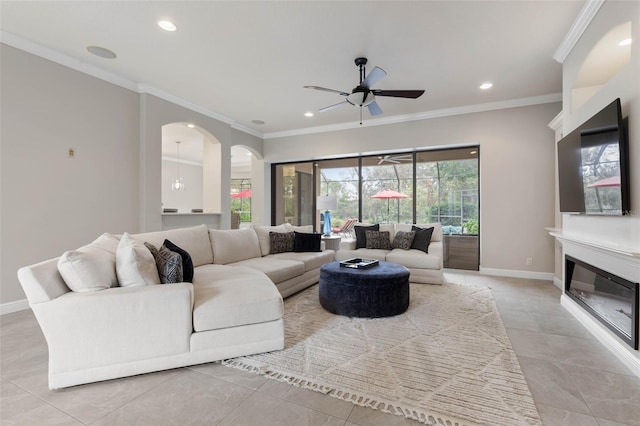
[319,261,410,318]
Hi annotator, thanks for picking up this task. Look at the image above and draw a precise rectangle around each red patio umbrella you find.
[587,176,620,188]
[231,189,252,199]
[371,189,409,222]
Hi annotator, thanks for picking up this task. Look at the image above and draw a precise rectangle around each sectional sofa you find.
[17,224,334,389]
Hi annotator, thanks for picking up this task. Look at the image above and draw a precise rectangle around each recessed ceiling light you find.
[618,38,632,46]
[186,123,195,128]
[251,120,265,125]
[470,150,478,155]
[246,152,252,156]
[86,45,116,59]
[304,112,314,117]
[158,20,177,32]
[479,82,493,90]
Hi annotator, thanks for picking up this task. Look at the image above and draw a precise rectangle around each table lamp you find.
[317,196,337,236]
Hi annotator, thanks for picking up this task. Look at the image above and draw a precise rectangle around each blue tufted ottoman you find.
[319,261,410,318]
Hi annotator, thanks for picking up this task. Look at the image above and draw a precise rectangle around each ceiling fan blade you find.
[304,86,349,96]
[372,89,425,99]
[368,100,383,116]
[319,101,348,113]
[361,66,387,88]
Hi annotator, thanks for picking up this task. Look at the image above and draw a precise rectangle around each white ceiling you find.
[1,1,585,136]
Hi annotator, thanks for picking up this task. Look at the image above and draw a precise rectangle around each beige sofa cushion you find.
[134,224,213,267]
[286,224,313,233]
[269,250,335,272]
[252,224,290,256]
[335,248,389,262]
[116,233,160,287]
[192,265,283,332]
[57,233,120,292]
[386,248,442,269]
[209,228,261,265]
[229,257,305,284]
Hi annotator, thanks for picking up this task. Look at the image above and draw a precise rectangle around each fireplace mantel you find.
[549,231,640,258]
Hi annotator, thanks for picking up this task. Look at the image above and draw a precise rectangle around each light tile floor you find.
[1,271,639,426]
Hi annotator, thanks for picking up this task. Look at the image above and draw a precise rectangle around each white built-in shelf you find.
[549,231,640,258]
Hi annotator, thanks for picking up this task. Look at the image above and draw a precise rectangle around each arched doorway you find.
[230,145,253,228]
[161,123,221,214]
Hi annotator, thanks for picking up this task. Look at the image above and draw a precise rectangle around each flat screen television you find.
[557,98,630,215]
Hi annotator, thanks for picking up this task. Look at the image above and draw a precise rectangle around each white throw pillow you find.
[57,233,120,292]
[116,232,160,287]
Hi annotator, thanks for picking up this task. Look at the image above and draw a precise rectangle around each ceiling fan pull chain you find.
[360,107,362,125]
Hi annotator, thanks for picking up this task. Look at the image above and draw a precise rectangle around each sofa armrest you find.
[339,239,357,251]
[31,283,194,377]
[428,241,443,259]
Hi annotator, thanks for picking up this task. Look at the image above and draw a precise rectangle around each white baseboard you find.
[553,276,563,290]
[561,295,640,379]
[479,267,555,281]
[0,299,29,315]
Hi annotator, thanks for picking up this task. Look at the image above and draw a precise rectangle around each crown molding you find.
[553,0,605,64]
[263,93,562,140]
[1,31,263,139]
[2,30,563,143]
[548,111,564,132]
[1,30,139,91]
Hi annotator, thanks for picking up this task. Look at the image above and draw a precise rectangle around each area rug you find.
[223,282,542,426]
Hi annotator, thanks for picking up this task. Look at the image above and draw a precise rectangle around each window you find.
[272,147,479,236]
[416,148,479,234]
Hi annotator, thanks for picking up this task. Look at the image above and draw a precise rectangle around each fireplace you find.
[565,255,639,349]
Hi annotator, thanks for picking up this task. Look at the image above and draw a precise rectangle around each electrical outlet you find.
[526,257,533,266]
[68,148,75,158]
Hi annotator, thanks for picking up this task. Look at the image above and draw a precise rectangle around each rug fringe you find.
[222,358,471,426]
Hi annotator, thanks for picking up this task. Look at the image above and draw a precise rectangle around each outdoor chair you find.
[331,218,357,238]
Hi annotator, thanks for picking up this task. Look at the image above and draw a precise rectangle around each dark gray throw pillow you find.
[393,231,416,250]
[293,231,322,252]
[354,224,380,249]
[164,239,194,283]
[365,230,392,250]
[269,231,295,254]
[411,225,435,253]
[144,242,183,284]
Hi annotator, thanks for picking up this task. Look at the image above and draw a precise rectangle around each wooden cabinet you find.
[443,235,479,271]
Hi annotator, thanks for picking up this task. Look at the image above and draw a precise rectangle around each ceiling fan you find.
[377,154,413,165]
[304,57,425,120]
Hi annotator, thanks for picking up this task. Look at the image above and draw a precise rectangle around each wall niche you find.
[571,21,631,112]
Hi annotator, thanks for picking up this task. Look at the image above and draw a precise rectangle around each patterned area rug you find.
[223,282,542,426]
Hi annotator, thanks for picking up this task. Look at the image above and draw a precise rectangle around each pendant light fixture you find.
[171,140,185,191]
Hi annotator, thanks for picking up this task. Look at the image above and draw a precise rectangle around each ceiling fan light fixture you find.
[347,92,376,107]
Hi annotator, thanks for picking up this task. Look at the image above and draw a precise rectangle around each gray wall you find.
[1,44,140,304]
[1,45,265,306]
[265,102,561,275]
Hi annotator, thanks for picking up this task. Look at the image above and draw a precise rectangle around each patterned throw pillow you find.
[393,231,416,250]
[164,239,194,283]
[355,224,380,249]
[144,242,183,284]
[365,230,392,250]
[269,231,295,254]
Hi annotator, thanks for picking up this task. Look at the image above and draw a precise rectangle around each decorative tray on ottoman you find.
[339,258,379,269]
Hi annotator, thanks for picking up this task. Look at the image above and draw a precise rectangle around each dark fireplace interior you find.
[565,255,639,349]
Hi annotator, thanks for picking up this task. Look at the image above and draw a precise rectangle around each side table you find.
[321,235,341,251]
